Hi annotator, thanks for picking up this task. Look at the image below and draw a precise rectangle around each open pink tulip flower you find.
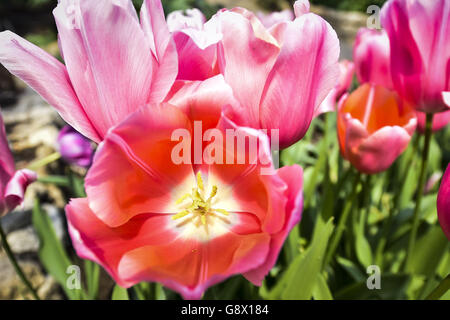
[438,164,450,240]
[314,60,355,117]
[66,76,303,299]
[256,9,294,28]
[381,0,450,114]
[0,0,178,143]
[167,8,221,81]
[0,111,36,216]
[416,110,450,134]
[354,28,393,89]
[337,84,417,174]
[215,0,340,149]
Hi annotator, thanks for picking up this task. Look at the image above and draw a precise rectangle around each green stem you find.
[0,222,40,300]
[426,275,450,300]
[324,171,361,266]
[405,113,434,271]
[28,152,61,171]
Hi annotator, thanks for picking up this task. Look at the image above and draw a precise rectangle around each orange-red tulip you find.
[337,84,417,174]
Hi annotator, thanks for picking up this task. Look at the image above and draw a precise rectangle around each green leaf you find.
[112,285,129,300]
[267,218,334,300]
[32,199,83,300]
[37,175,70,187]
[312,273,333,300]
[354,222,373,268]
[408,225,450,276]
[336,257,366,282]
[84,260,100,299]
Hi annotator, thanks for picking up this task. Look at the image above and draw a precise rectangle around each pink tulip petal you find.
[314,60,355,117]
[256,10,294,28]
[443,92,450,107]
[173,31,219,81]
[141,0,178,103]
[244,164,303,285]
[66,198,178,287]
[3,169,37,214]
[167,8,206,32]
[259,13,340,148]
[0,31,101,142]
[85,105,194,227]
[354,28,393,88]
[294,0,311,17]
[165,75,238,131]
[381,0,450,113]
[0,111,14,185]
[353,125,413,175]
[217,10,280,128]
[437,164,450,240]
[210,115,287,234]
[119,231,270,299]
[54,0,157,139]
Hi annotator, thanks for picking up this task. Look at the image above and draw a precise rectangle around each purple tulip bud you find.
[57,126,93,167]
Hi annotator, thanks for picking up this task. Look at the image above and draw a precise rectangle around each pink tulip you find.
[416,110,450,134]
[167,8,222,81]
[57,126,94,168]
[66,77,303,299]
[381,0,450,113]
[0,111,36,216]
[167,8,206,31]
[215,0,340,148]
[353,28,393,89]
[314,60,355,117]
[0,0,178,143]
[438,164,450,240]
[337,84,417,174]
[256,9,294,28]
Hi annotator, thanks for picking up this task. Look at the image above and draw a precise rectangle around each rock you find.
[0,209,31,234]
[0,251,63,300]
[6,226,39,254]
[42,204,66,243]
[37,275,62,300]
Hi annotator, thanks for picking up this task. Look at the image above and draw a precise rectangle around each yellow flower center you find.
[172,172,230,226]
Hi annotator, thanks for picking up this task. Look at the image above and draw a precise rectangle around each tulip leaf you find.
[312,273,333,300]
[267,218,334,300]
[337,257,366,282]
[112,285,129,300]
[84,260,100,299]
[408,225,450,276]
[32,199,83,300]
[353,219,373,268]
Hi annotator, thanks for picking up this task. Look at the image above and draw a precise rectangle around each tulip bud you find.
[438,164,450,240]
[353,28,392,89]
[337,84,417,174]
[57,126,93,167]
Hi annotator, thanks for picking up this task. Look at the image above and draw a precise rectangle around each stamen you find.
[176,193,191,204]
[172,174,230,228]
[172,210,190,220]
[196,172,204,192]
[208,186,218,201]
[214,209,230,216]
